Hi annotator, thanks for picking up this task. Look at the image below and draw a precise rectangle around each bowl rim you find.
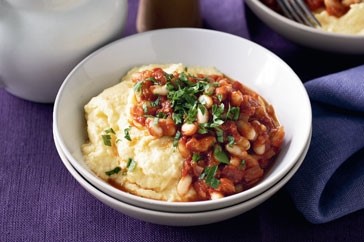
[53,125,311,226]
[53,28,312,212]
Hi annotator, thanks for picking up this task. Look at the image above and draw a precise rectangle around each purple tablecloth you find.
[1,0,364,241]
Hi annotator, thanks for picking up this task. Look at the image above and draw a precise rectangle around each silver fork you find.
[276,0,321,28]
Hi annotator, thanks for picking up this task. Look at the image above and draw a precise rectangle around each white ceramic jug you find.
[0,0,127,103]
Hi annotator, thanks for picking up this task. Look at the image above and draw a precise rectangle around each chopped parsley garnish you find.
[240,159,246,169]
[198,123,209,134]
[173,131,181,147]
[145,77,157,83]
[102,134,112,146]
[227,136,235,146]
[167,72,208,124]
[105,167,121,176]
[211,103,225,125]
[142,103,148,113]
[185,103,198,123]
[192,153,201,162]
[213,145,229,164]
[199,165,220,189]
[133,81,143,92]
[227,105,240,121]
[215,127,224,143]
[156,112,168,119]
[124,127,131,141]
[172,113,183,125]
[102,128,115,146]
[150,96,161,107]
[179,72,190,83]
[105,128,115,134]
[126,158,137,172]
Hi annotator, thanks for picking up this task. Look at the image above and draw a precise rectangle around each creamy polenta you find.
[82,63,284,202]
[315,3,364,35]
[82,64,221,201]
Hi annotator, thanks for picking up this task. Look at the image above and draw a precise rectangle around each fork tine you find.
[276,0,321,28]
[276,0,294,19]
[295,0,322,27]
[277,0,304,24]
[290,0,315,26]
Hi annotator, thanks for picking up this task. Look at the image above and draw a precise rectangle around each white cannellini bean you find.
[177,175,192,196]
[181,122,198,136]
[253,143,266,155]
[252,120,266,132]
[198,94,213,109]
[210,191,224,200]
[225,144,244,158]
[230,90,243,106]
[197,108,209,124]
[146,118,163,137]
[229,156,241,167]
[236,137,251,151]
[151,85,168,95]
[237,120,257,141]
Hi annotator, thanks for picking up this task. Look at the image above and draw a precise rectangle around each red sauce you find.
[262,0,357,18]
[129,67,285,201]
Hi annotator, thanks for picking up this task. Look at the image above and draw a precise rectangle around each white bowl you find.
[53,28,312,213]
[54,125,311,226]
[245,0,364,54]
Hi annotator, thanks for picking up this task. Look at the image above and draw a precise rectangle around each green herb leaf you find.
[179,72,189,83]
[172,113,183,125]
[227,105,240,121]
[240,159,246,169]
[145,77,158,83]
[198,104,206,115]
[102,128,116,146]
[209,177,221,189]
[150,96,161,107]
[102,134,112,146]
[104,128,115,134]
[124,127,131,141]
[105,166,121,176]
[156,112,168,119]
[133,81,143,92]
[192,153,201,162]
[142,103,148,113]
[213,145,229,164]
[212,103,225,124]
[198,123,209,134]
[165,72,174,82]
[227,136,235,146]
[215,128,224,143]
[199,165,220,189]
[185,103,198,123]
[126,158,137,172]
[173,131,181,147]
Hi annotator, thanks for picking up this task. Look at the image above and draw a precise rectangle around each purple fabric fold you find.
[286,65,364,223]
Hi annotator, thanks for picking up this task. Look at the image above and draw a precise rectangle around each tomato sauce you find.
[130,67,285,201]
